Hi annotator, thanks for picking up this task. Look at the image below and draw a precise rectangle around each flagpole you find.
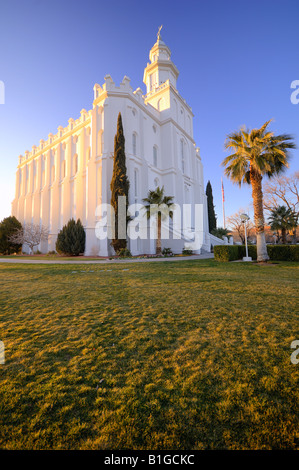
[221,177,226,228]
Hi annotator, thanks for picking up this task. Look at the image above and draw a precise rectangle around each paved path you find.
[0,253,214,265]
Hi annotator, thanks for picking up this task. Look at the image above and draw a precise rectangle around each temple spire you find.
[143,29,179,94]
[157,25,163,41]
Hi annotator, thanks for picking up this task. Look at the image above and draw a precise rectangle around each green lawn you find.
[0,254,105,261]
[0,259,298,450]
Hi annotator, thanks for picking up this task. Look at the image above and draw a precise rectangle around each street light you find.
[240,213,252,262]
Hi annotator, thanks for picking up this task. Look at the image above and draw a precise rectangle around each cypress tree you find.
[206,180,217,232]
[110,112,130,253]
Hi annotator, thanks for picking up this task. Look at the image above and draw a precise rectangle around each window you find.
[132,133,137,156]
[153,146,158,167]
[97,130,103,155]
[157,98,164,111]
[154,177,159,188]
[73,154,78,175]
[180,139,185,173]
[51,165,55,184]
[149,72,157,90]
[33,162,36,191]
[41,168,45,188]
[134,169,138,201]
[61,160,66,179]
[25,165,29,194]
[41,156,46,187]
[86,147,91,161]
[19,170,22,196]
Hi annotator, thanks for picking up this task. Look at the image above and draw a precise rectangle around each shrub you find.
[56,219,85,256]
[267,244,299,261]
[0,216,22,255]
[117,248,132,258]
[214,244,299,262]
[162,247,173,257]
[182,248,193,255]
[214,245,239,261]
[289,245,299,261]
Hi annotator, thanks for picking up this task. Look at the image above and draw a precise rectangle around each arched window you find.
[25,165,29,194]
[157,98,164,112]
[61,160,66,179]
[86,147,91,161]
[19,170,22,197]
[153,146,158,167]
[32,161,36,191]
[51,165,55,184]
[41,156,46,188]
[180,139,185,174]
[173,99,178,121]
[97,130,103,156]
[187,115,191,134]
[132,133,137,156]
[73,154,78,175]
[134,168,138,202]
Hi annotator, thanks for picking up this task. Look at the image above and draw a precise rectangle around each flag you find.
[221,178,225,202]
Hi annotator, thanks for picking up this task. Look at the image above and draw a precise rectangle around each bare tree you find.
[226,209,255,244]
[263,172,299,242]
[263,171,299,213]
[9,223,49,254]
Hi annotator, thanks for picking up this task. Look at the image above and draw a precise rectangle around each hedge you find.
[213,245,239,262]
[214,244,299,262]
[267,244,299,261]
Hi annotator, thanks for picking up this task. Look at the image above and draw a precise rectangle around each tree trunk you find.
[281,228,287,244]
[250,168,269,262]
[156,214,162,255]
[292,227,297,244]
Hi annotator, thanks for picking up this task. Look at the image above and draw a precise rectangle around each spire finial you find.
[157,25,163,41]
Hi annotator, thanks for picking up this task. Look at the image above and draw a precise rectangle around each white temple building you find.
[12,30,214,256]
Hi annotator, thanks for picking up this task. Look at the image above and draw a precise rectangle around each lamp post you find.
[240,213,252,262]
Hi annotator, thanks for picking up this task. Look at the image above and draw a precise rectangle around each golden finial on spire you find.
[157,25,163,41]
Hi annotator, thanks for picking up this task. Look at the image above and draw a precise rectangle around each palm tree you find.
[268,205,298,244]
[142,186,174,255]
[211,227,231,239]
[222,120,296,261]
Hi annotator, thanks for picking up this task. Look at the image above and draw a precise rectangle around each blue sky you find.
[0,0,298,224]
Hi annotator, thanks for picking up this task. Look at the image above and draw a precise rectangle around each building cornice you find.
[18,116,91,169]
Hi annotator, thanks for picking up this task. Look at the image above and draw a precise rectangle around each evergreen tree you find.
[56,218,85,256]
[206,181,217,232]
[0,216,22,254]
[110,112,130,253]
